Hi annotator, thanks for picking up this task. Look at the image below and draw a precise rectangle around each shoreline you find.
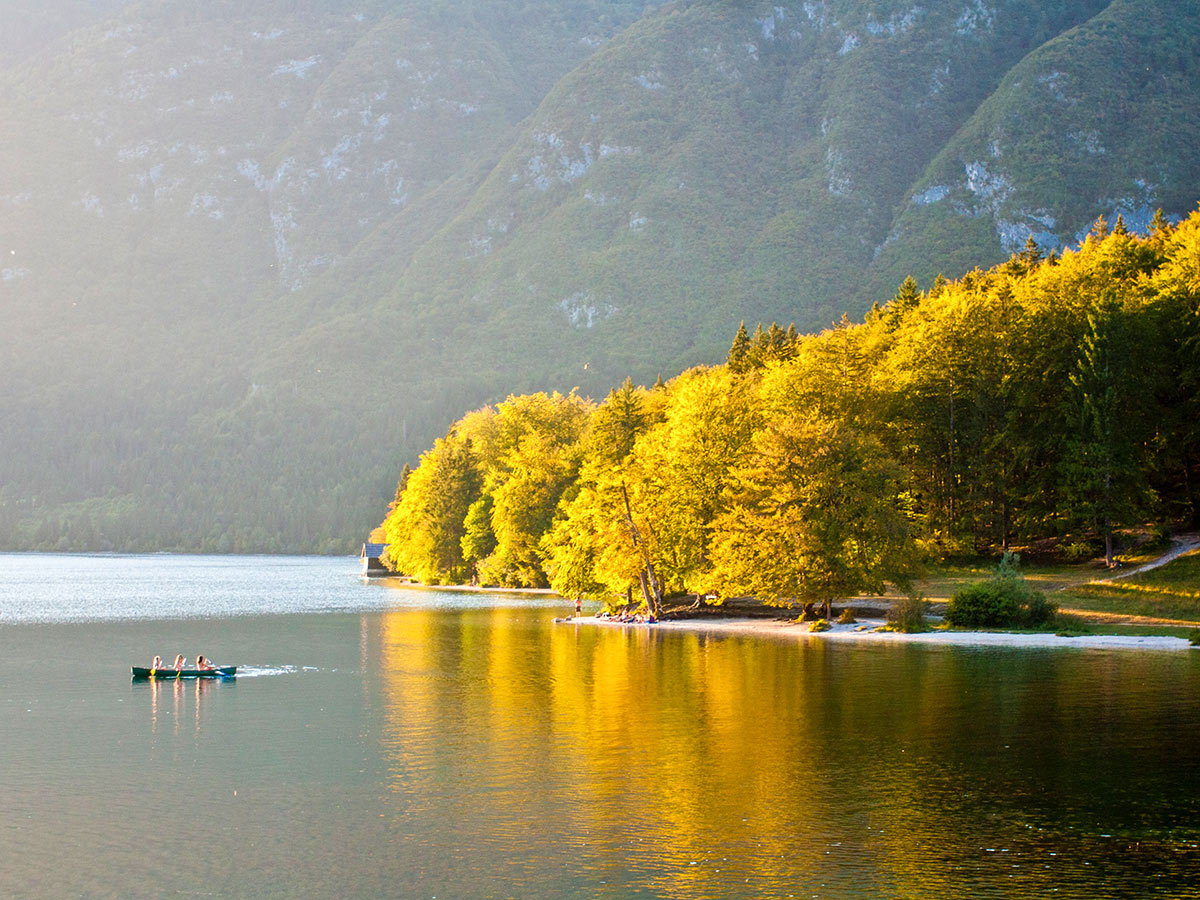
[370,575,1196,651]
[364,576,558,595]
[557,614,1196,652]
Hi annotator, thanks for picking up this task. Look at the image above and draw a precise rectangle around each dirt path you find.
[1097,532,1200,581]
[1055,533,1200,626]
[1049,532,1200,593]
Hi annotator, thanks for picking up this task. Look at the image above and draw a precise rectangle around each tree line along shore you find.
[373,211,1200,620]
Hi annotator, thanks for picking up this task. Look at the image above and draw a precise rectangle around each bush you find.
[886,595,929,633]
[1025,592,1059,625]
[837,607,857,624]
[809,619,831,632]
[945,552,1058,629]
[1189,629,1200,647]
[1061,540,1095,562]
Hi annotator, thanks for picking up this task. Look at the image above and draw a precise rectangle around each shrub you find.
[945,553,1058,629]
[1061,541,1095,562]
[1025,592,1059,625]
[886,595,929,633]
[1189,629,1200,647]
[809,619,831,632]
[837,607,857,624]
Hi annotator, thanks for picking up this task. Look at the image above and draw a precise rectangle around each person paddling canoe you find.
[172,654,186,670]
[195,655,214,671]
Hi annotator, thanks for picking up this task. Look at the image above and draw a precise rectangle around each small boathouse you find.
[360,542,389,577]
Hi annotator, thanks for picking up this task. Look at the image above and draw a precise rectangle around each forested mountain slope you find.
[1,0,1198,552]
[0,0,663,550]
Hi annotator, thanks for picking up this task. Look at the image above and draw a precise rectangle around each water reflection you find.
[138,674,228,737]
[3,599,1199,899]
[371,610,1200,899]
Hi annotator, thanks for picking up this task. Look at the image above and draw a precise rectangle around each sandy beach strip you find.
[559,615,1195,652]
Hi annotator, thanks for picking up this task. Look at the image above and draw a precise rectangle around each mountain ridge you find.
[1,0,1198,552]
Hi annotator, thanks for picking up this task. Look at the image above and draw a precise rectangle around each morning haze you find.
[1,0,1198,553]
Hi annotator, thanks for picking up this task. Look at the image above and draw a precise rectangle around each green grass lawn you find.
[907,544,1200,628]
[931,618,1199,640]
[1055,550,1200,622]
[913,558,1101,602]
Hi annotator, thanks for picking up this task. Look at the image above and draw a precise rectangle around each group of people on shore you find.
[596,610,657,624]
[149,654,217,671]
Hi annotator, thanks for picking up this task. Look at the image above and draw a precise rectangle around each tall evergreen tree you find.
[1017,234,1042,270]
[393,463,412,506]
[727,321,751,373]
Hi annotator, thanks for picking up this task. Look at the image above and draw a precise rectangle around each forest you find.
[378,211,1200,612]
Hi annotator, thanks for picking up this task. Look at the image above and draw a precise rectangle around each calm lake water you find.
[1,554,1198,899]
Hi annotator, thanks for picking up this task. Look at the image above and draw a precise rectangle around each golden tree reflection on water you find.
[370,609,1200,898]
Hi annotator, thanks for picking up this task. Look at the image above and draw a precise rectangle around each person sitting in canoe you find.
[151,656,163,672]
[172,654,186,670]
[195,655,214,671]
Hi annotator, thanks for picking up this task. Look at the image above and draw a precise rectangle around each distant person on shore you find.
[575,597,582,616]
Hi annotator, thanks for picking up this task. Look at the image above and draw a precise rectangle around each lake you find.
[1,554,1198,899]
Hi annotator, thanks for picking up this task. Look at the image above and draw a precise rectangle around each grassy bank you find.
[913,558,1106,601]
[1054,550,1200,622]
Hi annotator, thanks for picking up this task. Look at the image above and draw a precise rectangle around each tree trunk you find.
[645,559,664,608]
[1184,445,1199,527]
[622,480,661,616]
[1001,498,1010,552]
[1104,464,1114,568]
[637,570,653,609]
[948,383,956,530]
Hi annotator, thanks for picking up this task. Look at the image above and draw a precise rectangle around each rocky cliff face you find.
[868,0,1200,296]
[2,0,1197,551]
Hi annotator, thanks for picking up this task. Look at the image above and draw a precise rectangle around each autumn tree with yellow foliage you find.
[379,211,1200,606]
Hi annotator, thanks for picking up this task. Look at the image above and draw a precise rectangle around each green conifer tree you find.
[393,463,412,506]
[1150,208,1170,240]
[1088,215,1111,242]
[1018,234,1042,269]
[727,321,751,373]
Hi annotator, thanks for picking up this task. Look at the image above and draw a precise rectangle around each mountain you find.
[0,0,666,551]
[868,0,1200,296]
[1,0,1198,552]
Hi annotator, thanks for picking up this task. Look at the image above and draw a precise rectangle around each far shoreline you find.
[555,614,1196,653]
[369,577,1196,652]
[364,576,558,595]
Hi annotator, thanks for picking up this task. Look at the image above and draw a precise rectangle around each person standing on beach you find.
[574,597,582,616]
